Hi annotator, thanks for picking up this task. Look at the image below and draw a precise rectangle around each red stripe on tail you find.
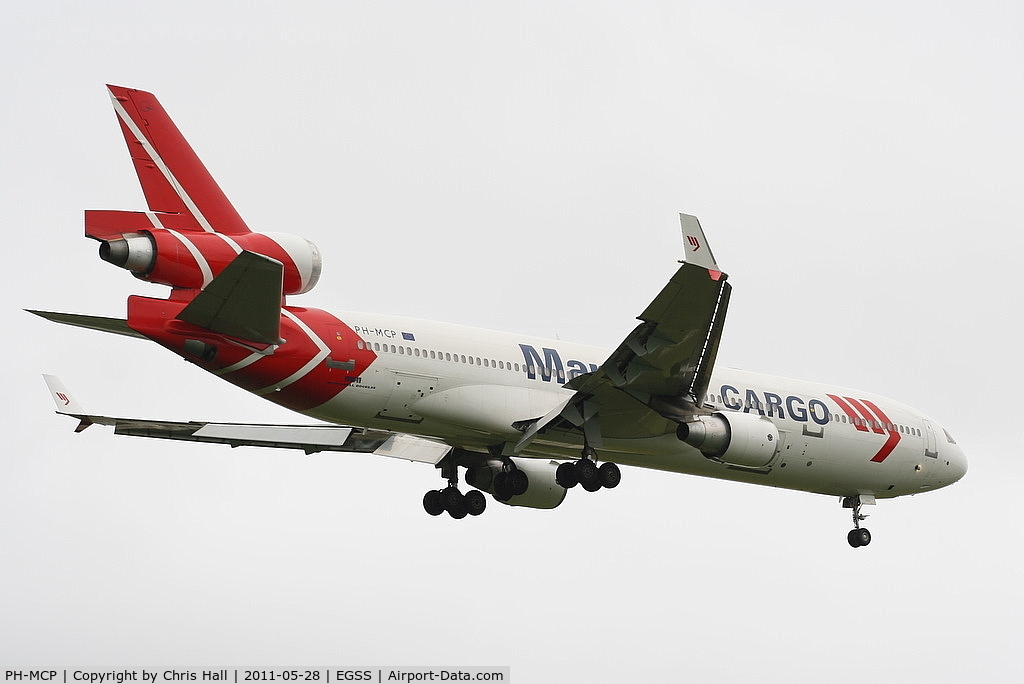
[107,85,251,236]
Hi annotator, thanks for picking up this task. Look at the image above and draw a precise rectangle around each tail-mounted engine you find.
[677,411,779,468]
[87,210,322,295]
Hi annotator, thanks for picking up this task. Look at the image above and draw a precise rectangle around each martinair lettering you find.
[352,325,398,339]
[720,384,830,426]
[519,344,598,381]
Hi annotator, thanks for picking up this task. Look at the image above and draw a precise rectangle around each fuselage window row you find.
[358,339,526,374]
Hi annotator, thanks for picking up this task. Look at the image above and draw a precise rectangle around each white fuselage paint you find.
[295,312,967,501]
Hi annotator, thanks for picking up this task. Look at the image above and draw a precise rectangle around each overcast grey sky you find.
[3,1,1022,680]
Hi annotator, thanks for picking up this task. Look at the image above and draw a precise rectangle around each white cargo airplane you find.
[33,86,967,547]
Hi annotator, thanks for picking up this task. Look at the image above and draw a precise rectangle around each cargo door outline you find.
[378,373,437,423]
[922,419,939,458]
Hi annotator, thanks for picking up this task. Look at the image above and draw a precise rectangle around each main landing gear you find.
[422,486,486,519]
[555,447,621,492]
[843,495,872,548]
[422,458,487,519]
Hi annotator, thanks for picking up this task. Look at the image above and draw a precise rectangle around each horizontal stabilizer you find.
[28,310,145,339]
[177,251,284,345]
[43,375,451,463]
[85,209,205,241]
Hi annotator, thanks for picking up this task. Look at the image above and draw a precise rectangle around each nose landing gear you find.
[843,495,873,548]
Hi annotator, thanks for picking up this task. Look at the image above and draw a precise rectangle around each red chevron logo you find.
[827,394,901,462]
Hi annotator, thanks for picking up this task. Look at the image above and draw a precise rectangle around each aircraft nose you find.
[946,443,968,484]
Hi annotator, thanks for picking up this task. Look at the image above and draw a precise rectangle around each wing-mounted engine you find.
[676,411,779,468]
[88,211,322,295]
[465,457,567,509]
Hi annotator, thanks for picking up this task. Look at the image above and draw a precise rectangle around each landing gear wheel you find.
[441,486,463,509]
[576,458,599,490]
[464,489,487,516]
[442,487,467,519]
[556,462,579,488]
[423,490,444,516]
[598,462,621,489]
[848,527,871,548]
[843,496,874,548]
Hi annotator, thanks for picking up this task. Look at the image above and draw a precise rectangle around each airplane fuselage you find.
[174,308,964,501]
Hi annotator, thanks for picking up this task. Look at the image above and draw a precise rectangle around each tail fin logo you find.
[688,235,701,251]
[56,392,70,406]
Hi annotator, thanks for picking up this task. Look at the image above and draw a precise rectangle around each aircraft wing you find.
[42,375,452,465]
[516,214,731,449]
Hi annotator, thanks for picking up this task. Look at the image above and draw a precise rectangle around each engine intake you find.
[677,411,780,468]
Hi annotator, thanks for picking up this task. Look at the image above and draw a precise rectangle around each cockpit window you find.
[943,428,957,444]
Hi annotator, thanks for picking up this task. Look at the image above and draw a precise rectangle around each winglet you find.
[42,374,93,432]
[679,213,722,277]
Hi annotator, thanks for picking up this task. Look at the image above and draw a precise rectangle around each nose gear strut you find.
[843,495,873,548]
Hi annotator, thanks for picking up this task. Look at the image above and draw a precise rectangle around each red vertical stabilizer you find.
[106,85,251,235]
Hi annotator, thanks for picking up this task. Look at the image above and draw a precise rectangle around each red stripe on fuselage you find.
[127,297,376,412]
[826,393,902,463]
[827,394,868,432]
[845,397,886,435]
[261,307,378,412]
[860,399,902,463]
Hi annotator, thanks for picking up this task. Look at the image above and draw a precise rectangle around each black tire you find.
[423,490,444,516]
[576,458,599,491]
[464,489,487,516]
[848,528,871,548]
[442,486,464,511]
[442,488,468,519]
[598,462,621,489]
[556,462,579,488]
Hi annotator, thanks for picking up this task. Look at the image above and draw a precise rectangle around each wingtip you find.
[678,212,722,273]
[42,374,86,416]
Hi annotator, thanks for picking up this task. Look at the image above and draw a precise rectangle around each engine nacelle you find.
[99,229,322,295]
[676,411,779,468]
[466,458,567,509]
